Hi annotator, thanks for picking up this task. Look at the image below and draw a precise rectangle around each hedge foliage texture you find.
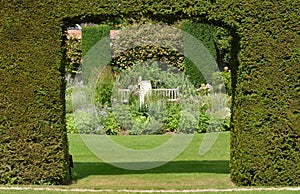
[0,0,299,186]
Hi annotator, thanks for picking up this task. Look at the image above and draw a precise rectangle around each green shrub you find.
[198,111,210,133]
[214,27,232,70]
[73,109,102,134]
[179,110,199,133]
[1,0,299,186]
[117,61,186,89]
[82,24,110,57]
[111,24,184,71]
[163,103,181,133]
[103,112,122,135]
[197,93,231,133]
[66,113,79,134]
[65,84,74,114]
[212,70,232,95]
[95,66,115,107]
[65,37,82,79]
[181,21,217,87]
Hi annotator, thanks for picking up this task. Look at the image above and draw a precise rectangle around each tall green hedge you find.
[82,24,110,57]
[181,21,217,87]
[0,2,69,184]
[0,0,299,186]
[229,1,300,185]
[81,24,111,84]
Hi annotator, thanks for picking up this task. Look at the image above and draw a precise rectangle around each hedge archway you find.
[0,0,299,186]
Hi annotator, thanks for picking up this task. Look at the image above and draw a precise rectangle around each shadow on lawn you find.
[71,160,229,180]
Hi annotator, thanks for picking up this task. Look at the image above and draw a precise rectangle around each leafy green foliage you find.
[82,24,110,57]
[65,83,74,114]
[117,61,185,89]
[229,1,300,186]
[103,112,122,135]
[66,113,79,134]
[72,109,103,134]
[111,24,184,71]
[214,28,232,69]
[164,103,182,132]
[213,70,232,95]
[1,0,299,186]
[95,66,115,107]
[65,38,82,78]
[182,20,217,58]
[198,111,210,133]
[181,21,217,87]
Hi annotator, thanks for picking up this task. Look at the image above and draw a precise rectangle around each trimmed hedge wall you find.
[0,2,69,184]
[0,0,299,186]
[229,1,300,185]
[181,21,217,87]
[82,24,110,57]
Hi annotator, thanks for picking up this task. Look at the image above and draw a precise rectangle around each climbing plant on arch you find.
[0,0,299,186]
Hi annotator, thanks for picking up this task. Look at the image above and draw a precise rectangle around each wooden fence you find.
[118,88,180,103]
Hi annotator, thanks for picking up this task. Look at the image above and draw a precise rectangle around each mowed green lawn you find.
[69,132,233,190]
[1,190,300,194]
[1,132,299,193]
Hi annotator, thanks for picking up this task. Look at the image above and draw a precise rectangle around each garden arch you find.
[0,0,299,186]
